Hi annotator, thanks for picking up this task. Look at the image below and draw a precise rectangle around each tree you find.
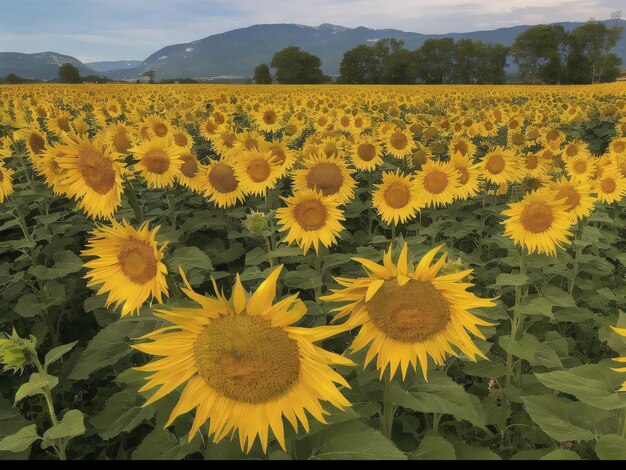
[415,38,455,84]
[338,44,378,84]
[253,64,273,84]
[566,21,623,83]
[270,47,329,84]
[58,63,81,83]
[141,69,156,84]
[511,25,567,84]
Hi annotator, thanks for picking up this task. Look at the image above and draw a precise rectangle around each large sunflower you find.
[502,190,573,256]
[133,266,352,452]
[131,137,182,189]
[372,171,423,225]
[275,189,345,254]
[480,147,522,185]
[177,152,206,193]
[233,149,281,197]
[380,127,414,160]
[349,137,383,171]
[203,160,246,208]
[322,244,495,379]
[452,153,481,200]
[291,153,356,205]
[595,166,626,204]
[56,134,127,220]
[414,160,461,208]
[549,177,596,222]
[82,220,169,316]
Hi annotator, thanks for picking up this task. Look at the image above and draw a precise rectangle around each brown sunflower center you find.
[209,163,238,193]
[294,199,327,231]
[153,123,168,137]
[354,117,364,128]
[180,154,198,178]
[424,171,448,194]
[143,149,170,175]
[555,186,580,211]
[484,122,494,131]
[57,117,70,132]
[566,145,579,158]
[284,124,297,136]
[573,160,587,174]
[220,131,236,148]
[247,158,271,183]
[270,147,286,165]
[456,166,470,185]
[173,132,189,147]
[546,130,559,142]
[29,133,45,155]
[486,154,505,175]
[78,145,116,194]
[194,314,300,403]
[317,116,328,127]
[306,162,343,196]
[113,131,131,154]
[384,182,411,208]
[118,237,158,284]
[357,143,376,162]
[511,133,525,146]
[389,131,408,150]
[367,280,451,342]
[453,140,468,155]
[520,202,554,233]
[614,141,625,153]
[527,128,540,140]
[263,110,277,125]
[204,120,219,134]
[526,155,539,170]
[601,178,616,194]
[340,116,350,127]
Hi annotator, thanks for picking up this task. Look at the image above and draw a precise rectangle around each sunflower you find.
[452,153,481,199]
[177,152,206,193]
[46,113,72,136]
[16,128,47,156]
[380,127,414,159]
[565,153,594,182]
[562,139,591,160]
[275,189,345,254]
[131,137,182,189]
[414,160,461,208]
[322,244,495,380]
[199,117,222,141]
[372,171,422,225]
[82,220,169,316]
[0,163,14,203]
[254,106,283,133]
[233,149,281,197]
[143,115,171,138]
[449,136,476,159]
[608,137,626,158]
[171,126,194,153]
[502,190,573,256]
[105,123,135,155]
[261,138,297,178]
[132,266,352,453]
[204,160,246,208]
[349,137,383,171]
[38,145,68,195]
[292,153,356,205]
[56,134,127,220]
[212,128,238,158]
[480,147,522,185]
[595,166,626,204]
[549,177,596,222]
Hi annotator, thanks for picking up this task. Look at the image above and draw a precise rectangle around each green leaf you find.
[499,334,562,368]
[14,373,58,404]
[521,297,554,319]
[0,425,39,453]
[44,341,77,367]
[535,362,626,410]
[269,246,303,258]
[167,246,213,272]
[596,434,626,459]
[70,317,161,380]
[29,250,82,280]
[283,268,320,291]
[522,395,607,442]
[449,438,500,460]
[14,294,46,318]
[132,429,201,460]
[390,371,486,429]
[495,273,529,286]
[91,390,155,440]
[540,449,581,460]
[411,431,456,460]
[311,421,406,460]
[43,410,85,441]
[463,360,507,378]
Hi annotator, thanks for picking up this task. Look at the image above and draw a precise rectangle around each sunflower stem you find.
[568,219,585,296]
[382,374,394,440]
[391,223,396,247]
[124,184,144,225]
[314,249,322,303]
[265,237,275,268]
[167,192,177,228]
[621,409,626,438]
[506,249,527,386]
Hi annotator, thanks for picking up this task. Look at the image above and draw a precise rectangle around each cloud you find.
[0,0,620,61]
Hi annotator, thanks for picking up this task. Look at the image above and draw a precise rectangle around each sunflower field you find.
[1,84,626,460]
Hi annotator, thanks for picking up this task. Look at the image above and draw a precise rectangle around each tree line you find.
[254,20,623,85]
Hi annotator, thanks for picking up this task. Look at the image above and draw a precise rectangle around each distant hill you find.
[2,20,625,81]
[0,52,97,80]
[86,60,142,73]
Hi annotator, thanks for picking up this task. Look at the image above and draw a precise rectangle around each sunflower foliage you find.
[0,84,625,460]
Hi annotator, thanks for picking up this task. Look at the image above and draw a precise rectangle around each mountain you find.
[2,20,625,81]
[105,19,626,80]
[0,52,98,80]
[86,60,142,73]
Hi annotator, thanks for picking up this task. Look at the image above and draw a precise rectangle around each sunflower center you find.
[180,154,198,178]
[566,145,579,158]
[204,120,219,134]
[57,117,70,132]
[486,154,505,175]
[601,178,616,194]
[270,147,286,165]
[143,149,170,175]
[573,160,586,174]
[520,202,554,233]
[118,238,158,284]
[340,116,350,127]
[78,146,116,194]
[194,314,300,403]
[614,142,625,153]
[526,155,539,170]
[511,133,525,146]
[357,143,376,162]
[153,123,168,137]
[456,166,470,185]
[546,130,559,142]
[284,124,297,136]
[354,117,364,128]
[209,163,238,193]
[555,186,580,211]
[367,280,451,342]
[484,122,494,131]
[220,131,236,148]
[306,162,343,196]
[173,133,189,147]
[29,133,45,155]
[389,132,408,150]
[384,182,411,208]
[248,158,271,182]
[294,199,327,231]
[424,171,448,194]
[453,141,468,155]
[113,131,131,154]
[263,110,277,125]
[527,128,540,140]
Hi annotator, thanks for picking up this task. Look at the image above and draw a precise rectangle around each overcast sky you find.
[0,0,622,62]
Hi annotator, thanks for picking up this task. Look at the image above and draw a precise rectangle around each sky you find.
[0,0,622,62]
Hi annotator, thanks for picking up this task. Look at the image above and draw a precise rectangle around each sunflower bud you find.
[439,257,473,281]
[0,330,32,373]
[242,210,271,239]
